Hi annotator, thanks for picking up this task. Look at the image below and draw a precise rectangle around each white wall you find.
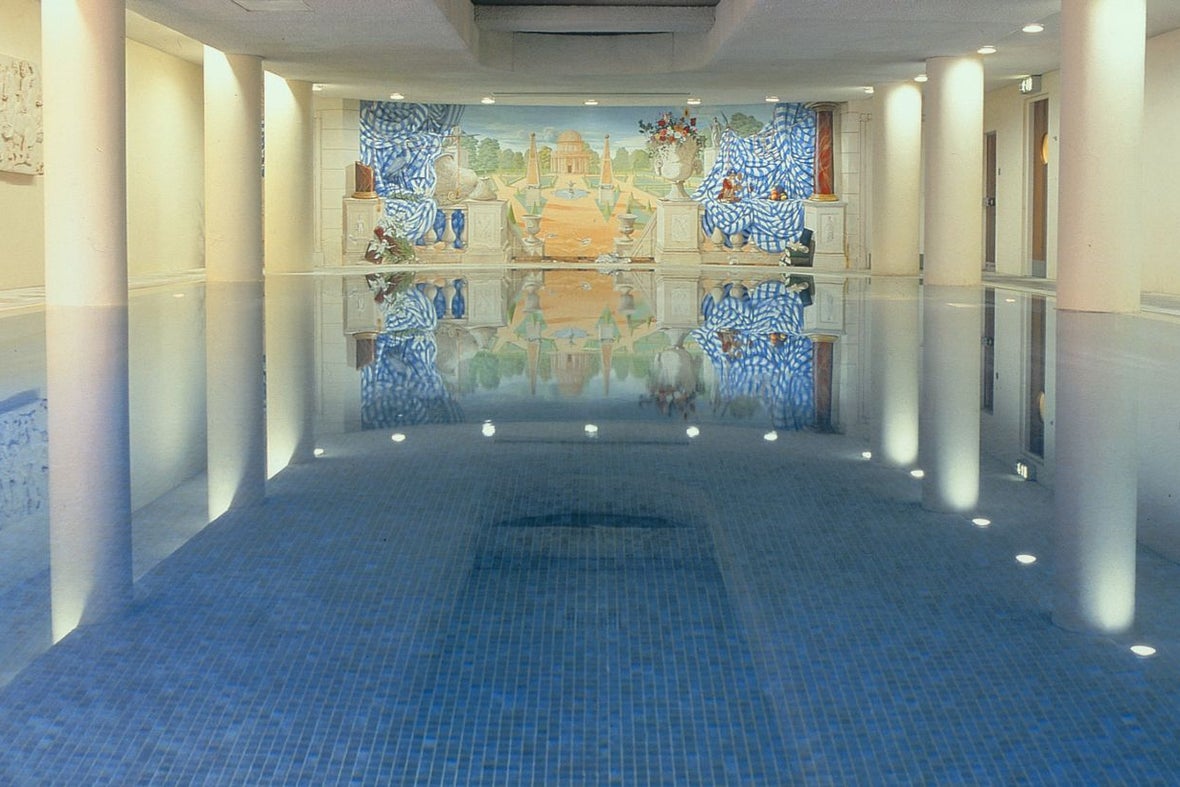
[315,98,362,267]
[1143,28,1180,296]
[126,38,205,276]
[0,0,44,290]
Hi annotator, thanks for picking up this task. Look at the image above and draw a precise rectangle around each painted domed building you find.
[550,129,592,176]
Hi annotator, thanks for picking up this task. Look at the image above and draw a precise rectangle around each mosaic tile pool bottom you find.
[387,524,787,785]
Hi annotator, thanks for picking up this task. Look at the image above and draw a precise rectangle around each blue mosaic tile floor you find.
[1,423,1179,784]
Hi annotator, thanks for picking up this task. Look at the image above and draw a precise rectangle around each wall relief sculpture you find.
[0,53,43,175]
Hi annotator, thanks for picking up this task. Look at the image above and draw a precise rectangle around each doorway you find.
[984,132,997,271]
[1029,99,1049,278]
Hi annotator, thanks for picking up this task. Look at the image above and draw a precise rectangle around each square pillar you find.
[655,200,703,265]
[464,199,511,264]
[343,197,384,264]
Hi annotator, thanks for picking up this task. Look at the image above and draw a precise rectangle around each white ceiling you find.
[124,0,1180,106]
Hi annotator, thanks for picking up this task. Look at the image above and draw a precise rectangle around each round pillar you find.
[923,56,984,286]
[870,82,923,275]
[1057,0,1145,312]
[807,102,839,201]
[42,0,133,641]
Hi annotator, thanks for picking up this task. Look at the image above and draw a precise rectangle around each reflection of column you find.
[807,102,839,201]
[266,276,316,477]
[869,277,920,467]
[1057,0,1144,312]
[812,334,837,431]
[1053,312,1137,633]
[207,283,267,519]
[923,56,984,286]
[870,83,922,276]
[43,0,132,641]
[920,286,982,512]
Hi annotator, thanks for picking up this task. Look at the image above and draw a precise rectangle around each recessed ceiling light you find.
[978,45,997,55]
[914,74,928,83]
[389,92,404,101]
[764,95,779,103]
[584,98,599,106]
[311,83,324,92]
[863,86,875,95]
[686,97,701,106]
[1023,23,1045,33]
[481,96,495,105]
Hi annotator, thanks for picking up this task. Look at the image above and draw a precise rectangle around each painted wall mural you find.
[0,53,43,175]
[359,102,815,258]
[0,392,48,528]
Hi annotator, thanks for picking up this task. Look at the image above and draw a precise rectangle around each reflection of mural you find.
[0,53,43,175]
[692,281,814,430]
[360,102,815,258]
[362,289,463,428]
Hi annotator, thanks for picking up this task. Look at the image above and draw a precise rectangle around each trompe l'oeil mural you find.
[359,102,816,259]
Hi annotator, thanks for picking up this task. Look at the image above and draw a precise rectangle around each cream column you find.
[1052,0,1145,635]
[1057,0,1144,311]
[869,276,921,468]
[264,74,315,274]
[205,49,266,519]
[42,0,132,641]
[870,82,922,276]
[923,56,984,286]
[919,286,982,513]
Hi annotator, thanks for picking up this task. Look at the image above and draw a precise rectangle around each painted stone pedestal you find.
[464,199,511,264]
[803,200,846,271]
[343,197,383,264]
[655,199,703,265]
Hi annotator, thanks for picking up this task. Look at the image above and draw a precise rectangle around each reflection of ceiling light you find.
[389,92,404,101]
[861,450,872,460]
[910,468,925,479]
[764,95,779,103]
[584,98,599,106]
[481,422,496,437]
[313,447,325,457]
[977,45,997,55]
[763,431,778,441]
[686,97,701,105]
[1015,554,1037,565]
[686,426,700,438]
[481,96,495,104]
[1130,644,1157,657]
[914,74,928,83]
[972,517,991,527]
[390,433,406,442]
[584,423,599,435]
[1023,22,1045,33]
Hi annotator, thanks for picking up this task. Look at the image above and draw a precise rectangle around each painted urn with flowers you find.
[364,215,416,308]
[640,109,701,201]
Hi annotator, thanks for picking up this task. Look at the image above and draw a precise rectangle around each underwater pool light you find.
[1015,553,1037,565]
[686,426,700,438]
[481,422,496,437]
[390,433,406,443]
[910,468,925,479]
[313,448,325,457]
[763,431,778,442]
[972,517,991,528]
[861,450,872,460]
[1130,644,1157,658]
[584,424,599,436]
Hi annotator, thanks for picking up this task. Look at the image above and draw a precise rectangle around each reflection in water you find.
[362,288,462,427]
[693,280,813,429]
[355,267,818,429]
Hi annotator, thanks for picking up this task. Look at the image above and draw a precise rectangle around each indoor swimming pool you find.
[1,268,1179,784]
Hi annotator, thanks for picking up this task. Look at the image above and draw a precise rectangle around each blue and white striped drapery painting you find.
[695,103,815,253]
[692,280,813,430]
[360,101,466,243]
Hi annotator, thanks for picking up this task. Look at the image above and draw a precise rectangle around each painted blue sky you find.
[455,104,775,154]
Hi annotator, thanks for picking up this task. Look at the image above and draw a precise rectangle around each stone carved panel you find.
[0,53,43,175]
